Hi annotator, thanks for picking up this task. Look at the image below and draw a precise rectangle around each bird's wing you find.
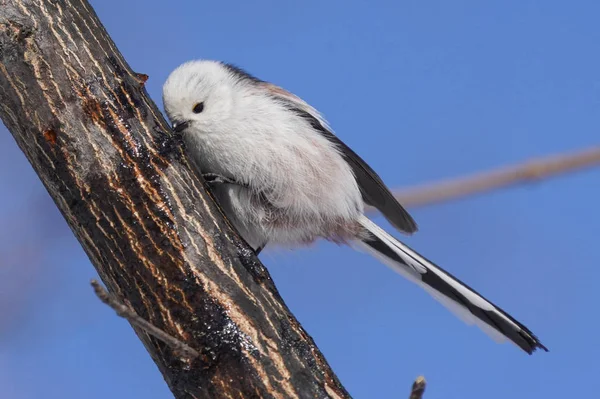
[262,83,418,234]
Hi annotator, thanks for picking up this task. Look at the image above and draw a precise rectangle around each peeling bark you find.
[0,1,350,398]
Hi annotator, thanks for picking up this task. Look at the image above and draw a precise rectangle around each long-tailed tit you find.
[162,60,547,354]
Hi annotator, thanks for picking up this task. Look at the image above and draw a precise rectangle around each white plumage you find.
[162,60,547,354]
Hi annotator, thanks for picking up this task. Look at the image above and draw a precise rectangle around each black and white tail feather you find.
[357,215,548,354]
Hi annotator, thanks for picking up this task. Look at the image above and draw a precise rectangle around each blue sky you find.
[1,1,599,398]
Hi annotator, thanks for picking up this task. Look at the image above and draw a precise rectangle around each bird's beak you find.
[172,120,190,133]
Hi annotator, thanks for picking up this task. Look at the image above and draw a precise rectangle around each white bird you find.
[162,60,547,354]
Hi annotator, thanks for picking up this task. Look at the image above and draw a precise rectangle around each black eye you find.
[192,102,204,114]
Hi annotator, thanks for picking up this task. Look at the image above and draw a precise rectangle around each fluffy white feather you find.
[162,60,547,354]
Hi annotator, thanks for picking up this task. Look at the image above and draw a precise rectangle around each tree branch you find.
[91,280,200,359]
[0,1,349,398]
[408,376,426,399]
[386,146,600,209]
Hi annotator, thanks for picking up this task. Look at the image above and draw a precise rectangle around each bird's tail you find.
[356,215,547,354]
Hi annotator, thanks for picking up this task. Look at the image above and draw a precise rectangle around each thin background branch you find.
[91,280,199,359]
[380,146,600,209]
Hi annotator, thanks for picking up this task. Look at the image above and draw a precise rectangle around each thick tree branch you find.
[0,1,349,398]
[387,147,600,209]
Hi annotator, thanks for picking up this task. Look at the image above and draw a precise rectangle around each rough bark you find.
[0,1,350,398]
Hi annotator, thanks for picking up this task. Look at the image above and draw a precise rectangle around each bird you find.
[162,60,547,354]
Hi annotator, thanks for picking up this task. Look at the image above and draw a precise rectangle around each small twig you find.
[91,280,199,359]
[382,146,600,209]
[409,376,426,399]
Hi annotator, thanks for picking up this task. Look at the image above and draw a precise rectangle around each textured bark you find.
[0,1,350,398]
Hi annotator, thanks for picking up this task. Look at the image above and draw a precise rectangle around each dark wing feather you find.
[263,83,418,234]
[317,128,418,234]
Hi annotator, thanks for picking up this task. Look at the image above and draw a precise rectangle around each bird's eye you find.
[192,102,204,114]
